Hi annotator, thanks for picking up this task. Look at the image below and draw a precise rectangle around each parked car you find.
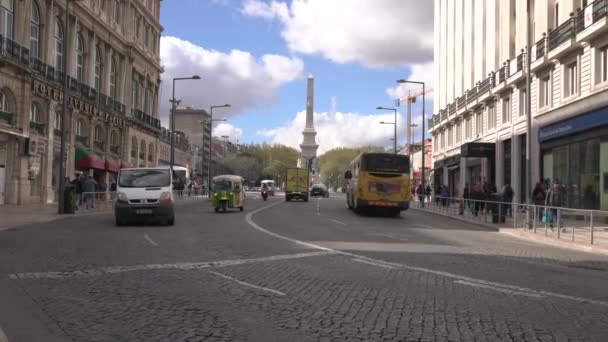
[310,184,329,198]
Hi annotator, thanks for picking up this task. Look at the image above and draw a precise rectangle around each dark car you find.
[310,184,329,198]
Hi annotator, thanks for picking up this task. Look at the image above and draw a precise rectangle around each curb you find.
[410,207,499,231]
[499,228,608,256]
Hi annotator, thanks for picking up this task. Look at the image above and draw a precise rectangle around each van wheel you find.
[240,206,244,212]
[115,217,125,226]
[167,217,175,226]
[286,195,290,202]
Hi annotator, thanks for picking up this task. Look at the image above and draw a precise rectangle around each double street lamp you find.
[207,104,230,190]
[396,79,426,205]
[377,106,397,154]
[171,75,201,170]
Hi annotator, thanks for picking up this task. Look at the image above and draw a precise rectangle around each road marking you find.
[352,258,396,270]
[246,201,608,308]
[207,270,286,296]
[144,234,159,247]
[454,280,545,298]
[329,219,347,226]
[316,198,321,216]
[7,251,335,280]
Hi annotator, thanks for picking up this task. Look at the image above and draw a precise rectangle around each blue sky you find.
[159,0,433,153]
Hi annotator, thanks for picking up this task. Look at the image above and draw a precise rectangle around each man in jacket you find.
[83,175,97,210]
[545,180,564,230]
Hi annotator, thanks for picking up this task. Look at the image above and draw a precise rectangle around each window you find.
[0,90,7,112]
[112,0,119,23]
[475,111,483,136]
[144,25,149,49]
[565,61,578,97]
[110,57,117,98]
[465,116,472,140]
[110,130,119,146]
[140,140,146,159]
[447,127,453,147]
[440,132,445,150]
[433,135,438,153]
[554,1,559,29]
[488,105,496,129]
[30,1,40,59]
[598,45,608,85]
[76,34,85,82]
[54,111,62,130]
[54,18,64,72]
[539,75,551,108]
[0,0,14,39]
[131,75,139,108]
[131,136,137,156]
[144,86,150,113]
[94,46,103,91]
[135,17,141,39]
[148,142,154,162]
[519,87,527,116]
[502,96,511,124]
[76,119,85,136]
[455,122,461,143]
[151,32,156,54]
[30,103,41,123]
[94,125,104,142]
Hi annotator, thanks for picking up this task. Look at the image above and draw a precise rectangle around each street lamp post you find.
[377,106,397,154]
[397,79,425,206]
[207,104,230,191]
[170,76,200,171]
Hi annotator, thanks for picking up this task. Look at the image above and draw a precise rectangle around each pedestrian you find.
[440,185,450,206]
[71,173,83,210]
[545,180,565,230]
[425,183,432,203]
[470,183,484,216]
[502,183,514,217]
[532,182,545,221]
[416,183,424,204]
[83,175,97,210]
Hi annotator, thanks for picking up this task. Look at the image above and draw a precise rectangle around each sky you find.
[159,0,434,154]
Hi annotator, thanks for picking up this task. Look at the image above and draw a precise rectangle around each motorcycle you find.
[261,188,268,201]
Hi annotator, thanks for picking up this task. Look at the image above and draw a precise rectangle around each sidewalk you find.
[411,199,608,255]
[0,194,209,231]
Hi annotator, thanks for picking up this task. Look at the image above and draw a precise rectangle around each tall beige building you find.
[431,0,608,210]
[0,0,163,205]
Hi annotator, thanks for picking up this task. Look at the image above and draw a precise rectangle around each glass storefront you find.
[542,138,602,210]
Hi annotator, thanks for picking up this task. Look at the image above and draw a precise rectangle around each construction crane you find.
[394,87,433,154]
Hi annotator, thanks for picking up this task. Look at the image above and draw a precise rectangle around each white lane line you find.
[329,219,347,226]
[352,258,396,270]
[144,234,160,247]
[207,270,286,296]
[455,280,545,299]
[8,251,335,280]
[246,201,608,308]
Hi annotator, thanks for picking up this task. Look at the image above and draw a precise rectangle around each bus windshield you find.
[361,154,410,173]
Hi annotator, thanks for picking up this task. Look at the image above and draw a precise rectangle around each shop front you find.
[539,106,608,210]
[461,142,496,188]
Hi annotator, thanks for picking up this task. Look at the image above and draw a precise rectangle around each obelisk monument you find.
[298,74,319,173]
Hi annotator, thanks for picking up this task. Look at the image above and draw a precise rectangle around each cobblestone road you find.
[1,194,608,341]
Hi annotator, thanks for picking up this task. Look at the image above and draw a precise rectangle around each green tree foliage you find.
[224,143,299,185]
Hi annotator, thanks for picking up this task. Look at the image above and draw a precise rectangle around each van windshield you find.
[119,169,171,188]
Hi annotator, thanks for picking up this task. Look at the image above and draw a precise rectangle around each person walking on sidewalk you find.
[545,180,564,230]
[532,182,546,222]
[83,175,97,210]
[501,184,514,217]
[416,183,425,204]
[425,184,432,203]
[71,174,83,210]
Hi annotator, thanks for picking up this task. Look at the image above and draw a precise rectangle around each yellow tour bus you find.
[344,152,411,215]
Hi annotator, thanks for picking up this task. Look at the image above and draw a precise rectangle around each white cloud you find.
[159,36,304,125]
[213,123,244,142]
[258,109,426,154]
[241,0,433,68]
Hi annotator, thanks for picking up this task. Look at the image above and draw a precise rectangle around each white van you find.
[261,180,275,196]
[115,167,175,226]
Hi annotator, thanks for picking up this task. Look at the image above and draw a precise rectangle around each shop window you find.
[30,1,40,59]
[0,0,14,39]
[564,60,579,98]
[487,105,496,130]
[502,95,511,124]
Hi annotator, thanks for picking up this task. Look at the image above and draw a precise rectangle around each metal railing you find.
[412,196,608,247]
[535,36,546,60]
[0,110,14,125]
[73,190,210,214]
[576,0,608,33]
[456,94,467,110]
[29,121,45,135]
[548,17,575,51]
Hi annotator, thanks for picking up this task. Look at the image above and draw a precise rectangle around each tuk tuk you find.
[211,175,245,212]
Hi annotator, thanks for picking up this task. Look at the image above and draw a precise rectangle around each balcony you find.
[456,95,467,110]
[75,135,89,146]
[29,121,45,135]
[547,17,579,59]
[448,102,456,117]
[94,140,105,151]
[0,111,14,125]
[0,35,30,66]
[110,145,120,155]
[575,0,608,41]
[131,108,161,130]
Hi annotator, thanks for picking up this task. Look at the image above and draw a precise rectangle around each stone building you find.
[158,128,192,169]
[173,105,211,180]
[0,0,162,205]
[432,0,608,210]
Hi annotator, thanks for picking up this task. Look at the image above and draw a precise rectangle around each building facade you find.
[173,105,211,180]
[0,0,163,205]
[399,139,433,187]
[158,128,192,169]
[432,0,608,210]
